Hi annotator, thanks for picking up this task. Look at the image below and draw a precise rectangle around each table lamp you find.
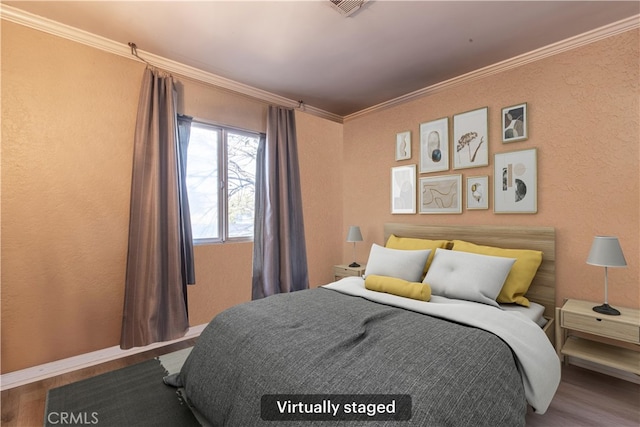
[586,236,627,316]
[347,226,363,267]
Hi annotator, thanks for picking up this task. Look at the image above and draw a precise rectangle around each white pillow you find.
[363,244,431,282]
[424,249,516,307]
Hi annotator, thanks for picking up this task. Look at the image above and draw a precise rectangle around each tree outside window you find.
[186,122,259,243]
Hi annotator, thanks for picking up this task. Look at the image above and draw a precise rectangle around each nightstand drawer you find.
[335,266,354,276]
[563,311,640,343]
[333,264,366,280]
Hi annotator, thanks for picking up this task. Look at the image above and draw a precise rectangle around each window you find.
[186,121,260,243]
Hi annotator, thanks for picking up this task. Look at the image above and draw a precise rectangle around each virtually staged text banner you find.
[261,394,412,421]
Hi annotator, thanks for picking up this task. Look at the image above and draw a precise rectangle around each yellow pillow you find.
[365,274,431,301]
[451,240,542,307]
[385,235,450,278]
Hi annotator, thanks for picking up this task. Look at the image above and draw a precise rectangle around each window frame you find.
[188,119,260,245]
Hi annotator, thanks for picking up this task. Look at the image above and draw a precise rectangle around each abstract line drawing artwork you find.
[419,174,462,214]
[466,176,489,210]
[494,149,537,213]
[453,107,489,169]
[396,131,411,161]
[502,103,528,143]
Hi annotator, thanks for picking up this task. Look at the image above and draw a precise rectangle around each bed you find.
[173,224,560,426]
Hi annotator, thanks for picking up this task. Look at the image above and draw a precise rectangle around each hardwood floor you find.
[1,339,197,427]
[526,365,639,427]
[2,348,638,426]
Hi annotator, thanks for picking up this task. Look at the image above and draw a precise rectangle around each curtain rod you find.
[128,42,307,113]
[128,42,152,68]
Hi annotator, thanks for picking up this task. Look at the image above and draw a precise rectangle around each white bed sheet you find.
[425,296,546,327]
[351,275,548,327]
[500,301,547,327]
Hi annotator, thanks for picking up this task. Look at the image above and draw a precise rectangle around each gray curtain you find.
[252,106,309,299]
[177,114,196,315]
[120,68,194,349]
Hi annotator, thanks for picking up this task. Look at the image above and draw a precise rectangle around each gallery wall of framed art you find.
[392,102,536,215]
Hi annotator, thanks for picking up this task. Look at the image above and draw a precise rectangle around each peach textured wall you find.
[2,23,139,373]
[342,29,639,310]
[295,110,345,287]
[1,22,343,373]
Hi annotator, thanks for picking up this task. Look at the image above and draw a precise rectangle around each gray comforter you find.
[177,287,527,426]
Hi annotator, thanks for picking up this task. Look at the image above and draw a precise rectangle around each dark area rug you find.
[44,356,199,426]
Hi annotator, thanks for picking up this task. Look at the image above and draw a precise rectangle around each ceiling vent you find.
[328,0,368,17]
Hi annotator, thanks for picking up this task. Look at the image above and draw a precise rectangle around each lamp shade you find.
[346,226,363,242]
[586,236,627,267]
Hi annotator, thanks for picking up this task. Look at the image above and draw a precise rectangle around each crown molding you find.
[2,4,637,124]
[344,14,640,122]
[0,4,343,123]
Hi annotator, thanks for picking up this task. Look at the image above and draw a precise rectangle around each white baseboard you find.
[0,324,207,391]
[565,357,640,384]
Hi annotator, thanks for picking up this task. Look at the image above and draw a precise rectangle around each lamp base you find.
[349,262,360,267]
[593,303,621,316]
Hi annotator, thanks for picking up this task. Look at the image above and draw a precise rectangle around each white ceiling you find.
[4,1,639,117]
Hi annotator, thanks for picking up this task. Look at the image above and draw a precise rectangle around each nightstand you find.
[555,299,640,375]
[333,264,366,280]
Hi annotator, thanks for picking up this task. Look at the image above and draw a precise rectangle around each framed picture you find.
[395,131,412,160]
[502,103,528,143]
[419,117,449,173]
[391,164,416,214]
[494,148,537,213]
[453,107,489,170]
[466,176,489,210]
[419,174,462,214]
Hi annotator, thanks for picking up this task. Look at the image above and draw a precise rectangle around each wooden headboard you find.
[384,223,556,321]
